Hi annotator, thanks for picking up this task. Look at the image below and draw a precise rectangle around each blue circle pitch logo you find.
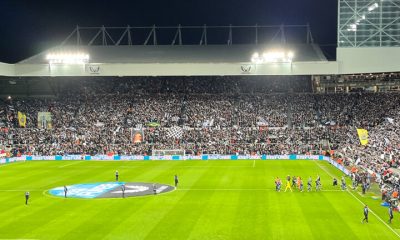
[48,182,175,199]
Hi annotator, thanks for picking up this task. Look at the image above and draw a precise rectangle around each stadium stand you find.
[1,76,399,195]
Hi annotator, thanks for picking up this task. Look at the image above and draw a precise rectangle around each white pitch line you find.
[314,160,400,239]
[0,162,25,168]
[176,188,343,192]
[58,161,83,168]
[0,189,44,192]
[0,239,39,240]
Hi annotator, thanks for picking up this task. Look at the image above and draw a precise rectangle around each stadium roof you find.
[18,44,328,64]
[0,25,399,77]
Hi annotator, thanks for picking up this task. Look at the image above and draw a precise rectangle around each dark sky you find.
[0,0,338,63]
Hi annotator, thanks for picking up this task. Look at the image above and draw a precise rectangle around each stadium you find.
[0,0,400,239]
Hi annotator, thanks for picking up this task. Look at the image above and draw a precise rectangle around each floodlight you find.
[46,52,90,64]
[251,49,294,63]
[368,3,378,11]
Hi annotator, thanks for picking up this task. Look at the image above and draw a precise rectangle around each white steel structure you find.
[0,19,398,77]
[338,0,400,47]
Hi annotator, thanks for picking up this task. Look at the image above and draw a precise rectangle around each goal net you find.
[152,149,186,157]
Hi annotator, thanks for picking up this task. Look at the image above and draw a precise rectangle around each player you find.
[25,191,30,205]
[121,184,126,198]
[275,177,281,192]
[299,178,304,192]
[333,177,338,186]
[362,205,369,223]
[153,183,157,195]
[64,185,68,198]
[285,175,292,192]
[389,206,394,224]
[296,176,301,189]
[292,176,297,189]
[115,170,119,181]
[341,176,347,190]
[174,174,179,187]
[316,175,321,191]
[307,176,312,192]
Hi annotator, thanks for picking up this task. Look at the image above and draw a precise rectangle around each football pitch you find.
[0,160,398,240]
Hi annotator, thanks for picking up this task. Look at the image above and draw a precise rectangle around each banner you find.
[357,128,369,146]
[17,112,26,128]
[131,128,144,143]
[38,112,52,129]
[146,122,160,127]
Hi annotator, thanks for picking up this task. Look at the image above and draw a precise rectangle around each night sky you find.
[0,0,338,63]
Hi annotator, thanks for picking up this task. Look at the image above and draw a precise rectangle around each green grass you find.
[0,160,398,240]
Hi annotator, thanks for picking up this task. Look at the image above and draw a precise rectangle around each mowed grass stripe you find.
[186,164,243,240]
[228,161,273,239]
[316,161,400,239]
[102,162,209,240]
[0,160,397,240]
[142,163,221,240]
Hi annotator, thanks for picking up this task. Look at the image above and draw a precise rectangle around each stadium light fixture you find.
[368,3,379,12]
[251,50,294,63]
[46,52,90,64]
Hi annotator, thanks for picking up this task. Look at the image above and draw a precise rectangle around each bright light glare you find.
[368,3,379,11]
[46,52,90,64]
[251,50,294,63]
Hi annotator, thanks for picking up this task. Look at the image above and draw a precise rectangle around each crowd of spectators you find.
[0,76,399,192]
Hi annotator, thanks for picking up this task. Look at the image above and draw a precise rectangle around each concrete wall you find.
[337,47,400,74]
[0,63,14,76]
[0,47,399,77]
[6,61,339,76]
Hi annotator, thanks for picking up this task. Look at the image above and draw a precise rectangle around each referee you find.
[115,170,119,181]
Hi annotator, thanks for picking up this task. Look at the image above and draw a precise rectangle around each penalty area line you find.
[314,160,400,239]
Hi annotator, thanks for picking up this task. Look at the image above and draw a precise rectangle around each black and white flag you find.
[167,126,184,139]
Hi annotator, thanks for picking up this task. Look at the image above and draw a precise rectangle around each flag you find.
[257,117,268,126]
[386,117,394,124]
[147,122,160,127]
[356,128,368,146]
[18,112,26,128]
[167,126,184,139]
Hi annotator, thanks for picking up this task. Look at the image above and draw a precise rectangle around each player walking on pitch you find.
[316,175,321,191]
[362,205,369,223]
[307,176,312,192]
[341,176,347,190]
[389,206,394,223]
[115,170,119,181]
[64,185,68,198]
[25,191,30,205]
[275,177,281,192]
[121,184,126,198]
[299,178,304,192]
[174,174,179,187]
[153,183,157,195]
[284,175,292,192]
